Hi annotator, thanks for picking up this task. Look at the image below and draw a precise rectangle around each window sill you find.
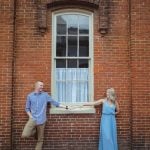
[49,106,95,114]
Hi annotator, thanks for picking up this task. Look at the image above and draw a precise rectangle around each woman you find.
[83,88,119,150]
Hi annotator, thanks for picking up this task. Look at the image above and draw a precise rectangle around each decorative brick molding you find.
[37,0,110,35]
[47,0,100,8]
[37,4,47,35]
[99,0,110,35]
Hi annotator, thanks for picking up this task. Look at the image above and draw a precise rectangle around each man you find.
[22,81,68,150]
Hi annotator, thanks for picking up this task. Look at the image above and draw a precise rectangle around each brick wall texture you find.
[0,0,149,150]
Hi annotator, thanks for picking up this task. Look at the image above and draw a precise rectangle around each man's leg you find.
[35,123,45,150]
[22,118,36,138]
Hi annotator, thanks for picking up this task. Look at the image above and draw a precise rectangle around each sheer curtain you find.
[56,68,89,103]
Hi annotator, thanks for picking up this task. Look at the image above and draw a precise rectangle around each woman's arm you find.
[115,101,119,114]
[83,99,104,107]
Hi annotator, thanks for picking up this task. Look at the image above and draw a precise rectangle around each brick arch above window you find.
[47,0,100,9]
[37,0,110,36]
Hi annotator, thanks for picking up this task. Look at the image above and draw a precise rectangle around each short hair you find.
[34,81,43,88]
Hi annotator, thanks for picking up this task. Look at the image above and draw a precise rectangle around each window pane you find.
[67,15,78,35]
[79,59,88,68]
[79,36,89,57]
[79,16,89,34]
[56,68,89,102]
[54,13,92,103]
[57,15,67,34]
[56,59,66,68]
[56,36,66,56]
[68,60,77,68]
[68,36,77,57]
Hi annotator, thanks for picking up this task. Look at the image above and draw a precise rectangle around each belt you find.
[102,113,115,115]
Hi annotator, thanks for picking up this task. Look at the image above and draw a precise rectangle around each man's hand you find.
[59,104,70,110]
[65,105,69,110]
[27,111,33,119]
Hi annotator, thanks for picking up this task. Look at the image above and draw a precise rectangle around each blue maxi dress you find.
[99,100,118,150]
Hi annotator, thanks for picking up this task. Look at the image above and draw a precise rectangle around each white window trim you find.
[50,9,95,114]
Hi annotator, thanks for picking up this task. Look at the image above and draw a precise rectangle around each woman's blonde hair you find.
[106,88,116,102]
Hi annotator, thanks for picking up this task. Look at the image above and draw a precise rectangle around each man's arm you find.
[59,104,69,109]
[46,93,68,109]
[25,95,33,118]
[27,111,33,119]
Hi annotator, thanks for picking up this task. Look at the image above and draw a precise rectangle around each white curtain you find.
[56,68,89,103]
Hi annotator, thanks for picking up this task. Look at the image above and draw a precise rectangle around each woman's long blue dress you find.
[99,100,118,150]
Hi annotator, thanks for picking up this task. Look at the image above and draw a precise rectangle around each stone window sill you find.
[50,106,95,114]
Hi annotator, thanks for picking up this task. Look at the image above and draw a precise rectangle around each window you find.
[51,10,94,113]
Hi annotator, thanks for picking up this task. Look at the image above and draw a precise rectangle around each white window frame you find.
[50,9,95,114]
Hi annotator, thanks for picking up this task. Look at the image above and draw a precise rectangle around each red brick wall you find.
[94,0,132,149]
[131,0,150,149]
[0,0,14,149]
[0,0,149,150]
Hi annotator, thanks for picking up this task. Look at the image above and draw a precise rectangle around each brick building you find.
[0,0,149,150]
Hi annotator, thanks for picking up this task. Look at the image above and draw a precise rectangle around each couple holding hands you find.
[22,81,119,150]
